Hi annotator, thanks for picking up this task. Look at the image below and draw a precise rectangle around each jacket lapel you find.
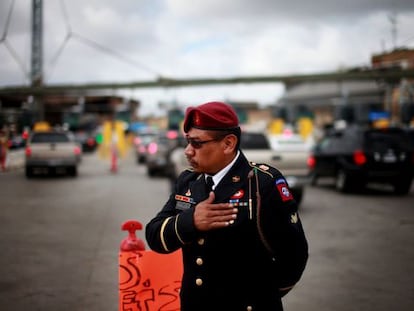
[214,152,251,203]
[190,174,210,203]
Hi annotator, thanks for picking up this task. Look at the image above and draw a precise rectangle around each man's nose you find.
[184,144,194,155]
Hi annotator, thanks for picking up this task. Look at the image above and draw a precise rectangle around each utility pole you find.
[31,0,44,120]
[388,13,398,50]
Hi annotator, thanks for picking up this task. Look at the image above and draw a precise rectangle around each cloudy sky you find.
[1,0,414,116]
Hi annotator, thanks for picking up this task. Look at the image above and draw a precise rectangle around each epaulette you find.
[248,161,281,179]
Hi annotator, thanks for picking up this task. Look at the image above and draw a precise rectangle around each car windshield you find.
[140,133,157,144]
[240,133,270,150]
[31,132,70,143]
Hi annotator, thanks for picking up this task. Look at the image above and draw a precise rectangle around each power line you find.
[72,33,161,76]
[400,34,414,46]
[47,33,71,78]
[46,0,162,80]
[59,0,72,34]
[0,0,15,41]
[0,0,28,80]
[4,40,29,80]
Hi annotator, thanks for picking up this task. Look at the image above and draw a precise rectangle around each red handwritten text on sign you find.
[119,249,183,311]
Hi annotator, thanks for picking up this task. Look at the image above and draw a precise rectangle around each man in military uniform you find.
[146,101,308,311]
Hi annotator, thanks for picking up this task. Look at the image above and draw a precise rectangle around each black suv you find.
[309,125,414,194]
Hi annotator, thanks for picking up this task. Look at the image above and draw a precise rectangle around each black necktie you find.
[205,175,214,192]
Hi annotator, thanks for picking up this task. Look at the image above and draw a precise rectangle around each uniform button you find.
[246,306,253,311]
[196,257,203,265]
[195,278,203,286]
[197,238,205,245]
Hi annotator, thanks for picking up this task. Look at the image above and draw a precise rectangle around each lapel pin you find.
[232,176,240,182]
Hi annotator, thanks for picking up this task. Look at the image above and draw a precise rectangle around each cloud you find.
[1,0,414,116]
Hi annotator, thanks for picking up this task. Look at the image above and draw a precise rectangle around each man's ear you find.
[223,134,237,153]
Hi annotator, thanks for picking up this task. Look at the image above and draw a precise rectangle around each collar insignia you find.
[232,176,240,182]
[259,164,269,170]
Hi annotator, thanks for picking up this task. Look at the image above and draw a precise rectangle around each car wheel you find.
[310,173,318,186]
[147,167,156,177]
[70,166,78,177]
[393,177,412,195]
[335,169,352,193]
[25,166,33,178]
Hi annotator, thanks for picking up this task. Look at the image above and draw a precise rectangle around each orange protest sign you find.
[119,220,183,311]
[119,249,183,311]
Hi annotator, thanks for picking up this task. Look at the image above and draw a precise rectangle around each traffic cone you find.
[110,147,118,173]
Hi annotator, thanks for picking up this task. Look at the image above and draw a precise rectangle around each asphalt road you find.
[0,149,413,311]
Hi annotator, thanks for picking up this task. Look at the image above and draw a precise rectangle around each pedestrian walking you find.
[0,129,9,171]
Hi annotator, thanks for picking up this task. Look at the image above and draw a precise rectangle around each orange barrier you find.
[119,220,183,311]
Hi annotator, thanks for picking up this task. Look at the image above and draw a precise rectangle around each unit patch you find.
[275,179,293,202]
[231,189,244,199]
[275,178,287,185]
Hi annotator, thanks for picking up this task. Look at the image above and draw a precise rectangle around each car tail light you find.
[307,155,316,169]
[147,142,158,154]
[353,150,367,165]
[74,146,81,155]
[25,146,32,157]
[134,137,141,145]
[167,130,178,139]
[86,138,95,146]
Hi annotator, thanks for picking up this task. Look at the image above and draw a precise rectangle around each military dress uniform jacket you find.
[145,152,308,311]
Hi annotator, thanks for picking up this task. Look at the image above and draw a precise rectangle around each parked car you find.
[169,131,311,206]
[146,130,180,177]
[134,130,159,164]
[308,125,414,194]
[266,132,313,204]
[74,130,98,153]
[8,133,26,150]
[25,130,82,178]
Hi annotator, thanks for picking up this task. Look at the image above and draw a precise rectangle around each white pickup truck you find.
[25,130,82,178]
[168,131,312,206]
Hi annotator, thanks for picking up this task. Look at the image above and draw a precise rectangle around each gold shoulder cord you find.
[248,167,274,255]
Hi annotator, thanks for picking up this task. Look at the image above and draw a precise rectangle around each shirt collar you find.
[206,150,240,190]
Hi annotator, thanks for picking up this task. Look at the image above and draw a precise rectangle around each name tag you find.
[175,194,195,211]
[175,201,191,210]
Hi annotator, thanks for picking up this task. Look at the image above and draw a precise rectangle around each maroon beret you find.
[183,101,239,133]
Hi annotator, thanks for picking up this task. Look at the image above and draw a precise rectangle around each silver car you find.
[25,131,82,178]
